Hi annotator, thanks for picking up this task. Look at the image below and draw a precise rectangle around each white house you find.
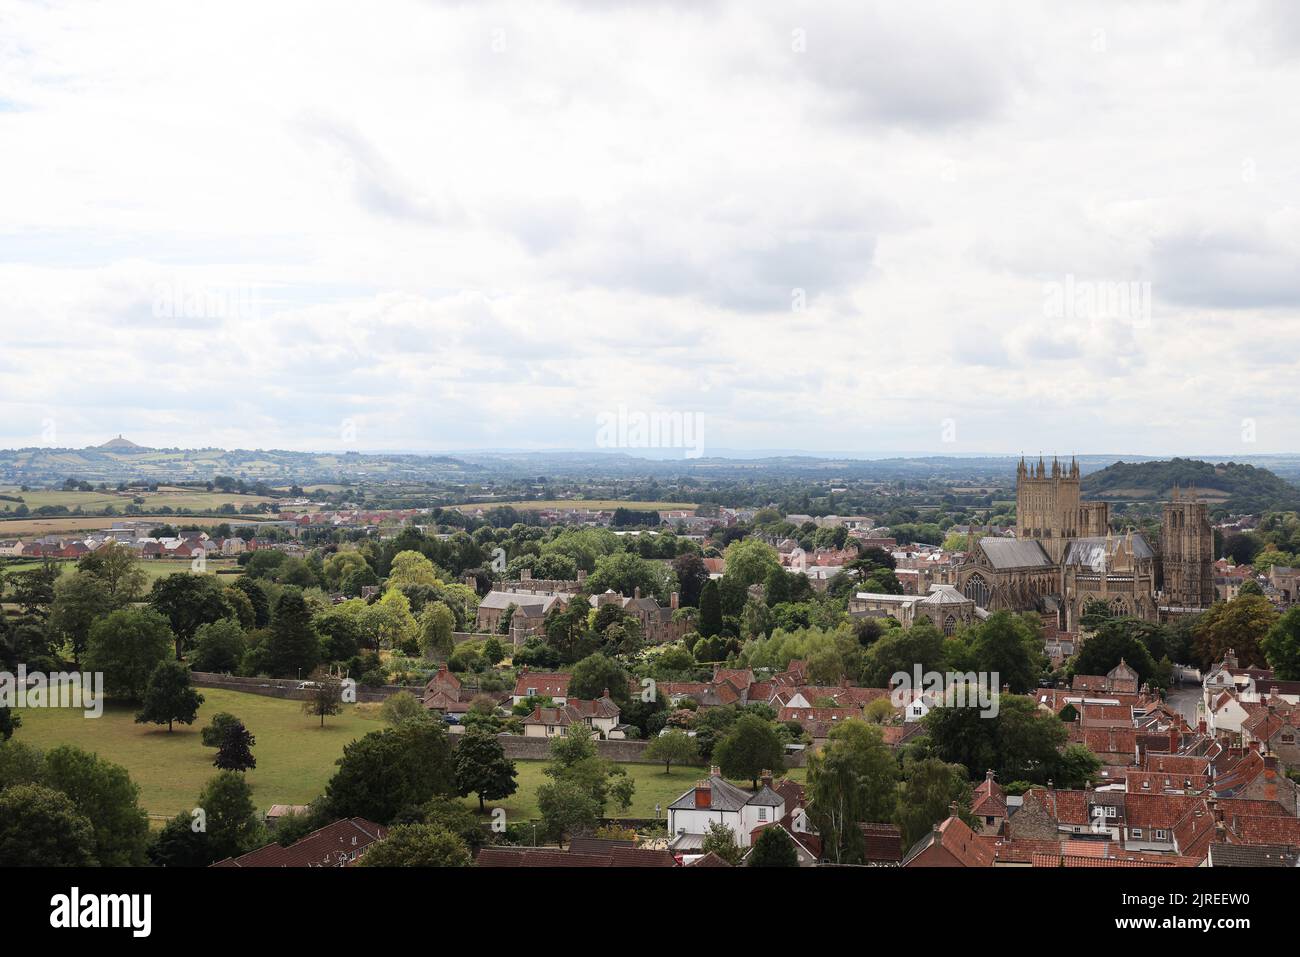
[0,540,23,557]
[666,768,786,853]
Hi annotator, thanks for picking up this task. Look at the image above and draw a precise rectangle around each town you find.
[3,447,1300,873]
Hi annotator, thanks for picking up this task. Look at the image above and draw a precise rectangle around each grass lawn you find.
[487,759,805,822]
[13,688,805,825]
[14,688,383,821]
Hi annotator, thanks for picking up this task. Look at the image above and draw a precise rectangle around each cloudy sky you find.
[1,0,1298,457]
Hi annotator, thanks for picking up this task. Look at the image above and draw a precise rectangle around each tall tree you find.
[714,714,785,789]
[135,660,205,732]
[807,720,898,864]
[214,720,257,772]
[1262,607,1300,680]
[644,728,700,774]
[453,729,518,812]
[265,587,320,678]
[698,579,723,638]
[43,745,151,866]
[149,574,233,659]
[0,784,97,866]
[84,607,174,701]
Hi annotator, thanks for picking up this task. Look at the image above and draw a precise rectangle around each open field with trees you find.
[12,689,793,821]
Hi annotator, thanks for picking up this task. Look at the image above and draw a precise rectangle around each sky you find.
[1,0,1299,457]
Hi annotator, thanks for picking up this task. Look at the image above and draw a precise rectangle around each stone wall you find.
[189,671,417,704]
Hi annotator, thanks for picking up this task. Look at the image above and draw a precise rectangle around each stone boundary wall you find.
[189,671,418,704]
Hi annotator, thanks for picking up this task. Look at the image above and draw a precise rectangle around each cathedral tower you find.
[1160,485,1214,610]
[1015,455,1105,562]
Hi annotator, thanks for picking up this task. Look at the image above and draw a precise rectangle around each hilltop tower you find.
[1015,455,1108,562]
[1160,484,1214,611]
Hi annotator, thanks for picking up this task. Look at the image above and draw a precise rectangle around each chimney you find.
[1249,740,1261,753]
[670,591,679,610]
[985,769,995,784]
[948,801,959,818]
[463,574,477,590]
[710,765,720,777]
[601,687,610,700]
[760,770,773,790]
[694,781,712,809]
[1197,719,1207,735]
[634,586,641,599]
[1264,752,1278,771]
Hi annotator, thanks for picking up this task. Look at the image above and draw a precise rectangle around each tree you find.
[148,811,213,867]
[0,784,97,866]
[135,660,204,731]
[747,825,798,866]
[198,771,264,862]
[78,541,148,605]
[894,757,976,847]
[1262,607,1300,680]
[190,618,247,674]
[44,745,150,866]
[302,669,345,727]
[232,577,271,628]
[201,712,242,748]
[714,714,785,788]
[453,729,519,812]
[924,694,1068,784]
[1192,593,1278,669]
[323,719,456,824]
[265,588,321,678]
[862,622,948,687]
[536,778,600,847]
[700,820,743,864]
[356,823,470,866]
[417,601,456,659]
[671,553,710,608]
[644,728,700,774]
[1071,620,1160,688]
[380,690,425,725]
[966,611,1044,694]
[543,722,634,814]
[698,579,723,638]
[84,607,174,701]
[149,574,233,660]
[0,707,18,742]
[387,550,442,588]
[214,720,257,772]
[806,719,898,863]
[568,652,630,707]
[49,571,112,663]
[722,539,781,588]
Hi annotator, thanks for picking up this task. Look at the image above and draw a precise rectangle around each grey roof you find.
[478,590,558,611]
[978,537,1054,569]
[667,775,784,812]
[1207,843,1299,867]
[1062,533,1154,568]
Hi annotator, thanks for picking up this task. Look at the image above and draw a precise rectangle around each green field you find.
[1,557,241,600]
[13,689,800,823]
[0,486,276,514]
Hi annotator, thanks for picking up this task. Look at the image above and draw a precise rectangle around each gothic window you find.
[943,614,957,636]
[966,572,991,608]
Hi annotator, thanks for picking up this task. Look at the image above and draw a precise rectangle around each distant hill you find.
[97,435,147,450]
[1082,458,1300,512]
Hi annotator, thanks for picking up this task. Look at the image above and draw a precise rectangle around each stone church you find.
[953,456,1213,632]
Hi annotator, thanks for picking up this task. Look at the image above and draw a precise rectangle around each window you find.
[1131,828,1143,838]
[758,807,768,822]
[1155,829,1167,841]
[526,687,537,696]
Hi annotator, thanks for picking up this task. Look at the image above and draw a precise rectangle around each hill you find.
[1081,458,1300,512]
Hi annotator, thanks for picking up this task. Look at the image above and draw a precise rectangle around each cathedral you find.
[953,456,1214,632]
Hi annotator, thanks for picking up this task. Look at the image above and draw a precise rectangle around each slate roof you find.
[978,537,1054,570]
[1206,843,1300,867]
[667,774,785,811]
[1062,533,1154,567]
